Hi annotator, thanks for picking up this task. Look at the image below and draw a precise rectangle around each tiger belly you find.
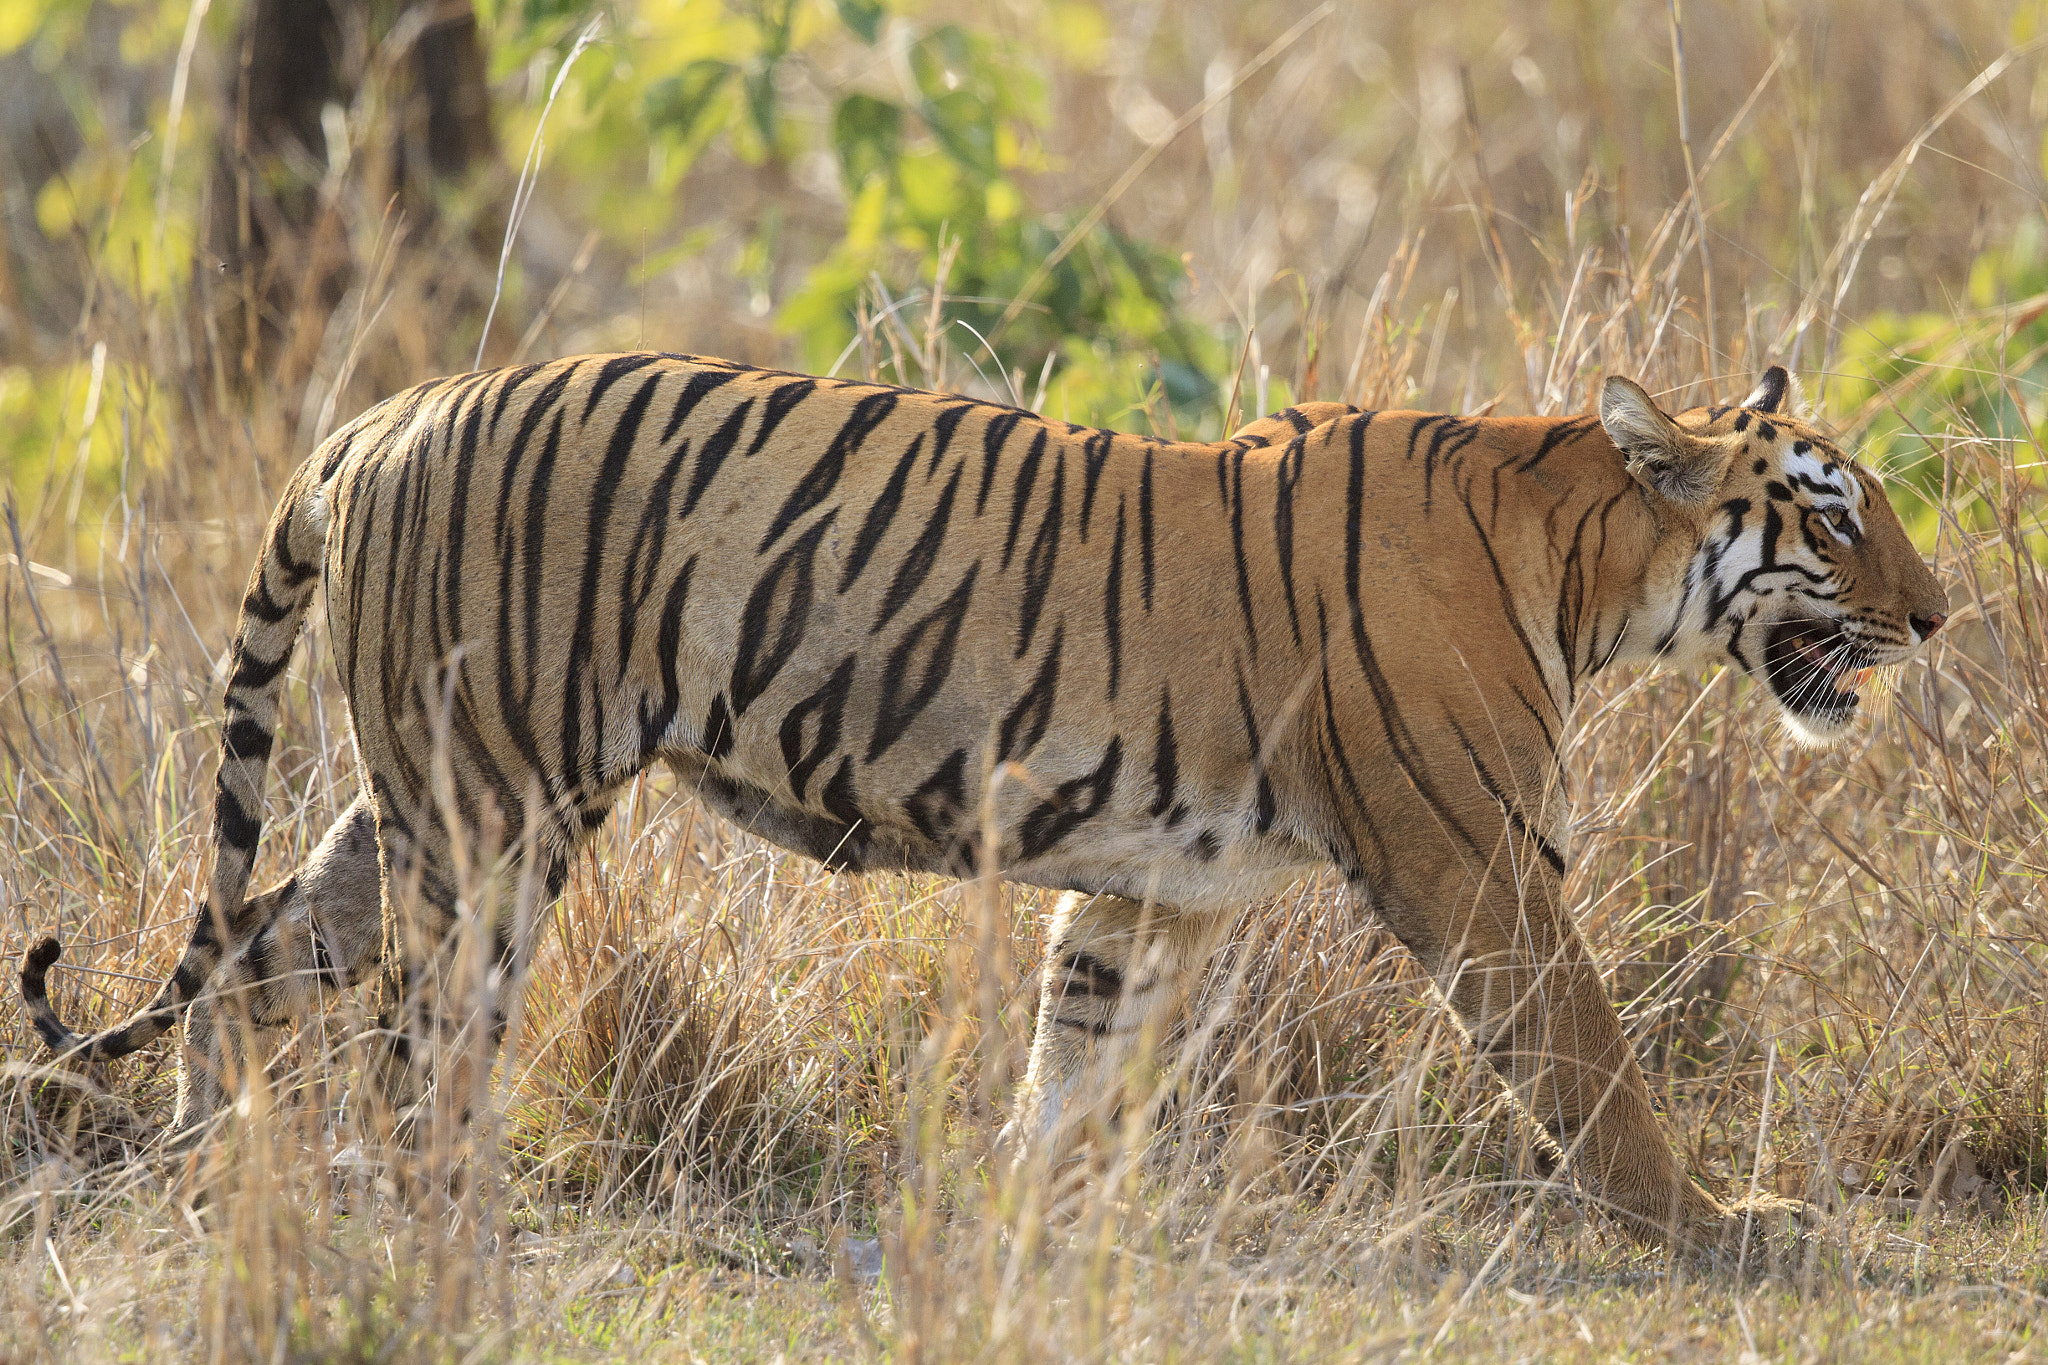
[667,739,1325,912]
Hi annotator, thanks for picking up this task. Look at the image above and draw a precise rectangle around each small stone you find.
[785,1234,823,1272]
[843,1237,884,1284]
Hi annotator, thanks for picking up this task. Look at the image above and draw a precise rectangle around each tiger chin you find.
[19,352,1943,1256]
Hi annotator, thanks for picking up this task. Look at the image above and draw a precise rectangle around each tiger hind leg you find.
[1002,892,1233,1174]
[359,802,568,1157]
[174,794,385,1136]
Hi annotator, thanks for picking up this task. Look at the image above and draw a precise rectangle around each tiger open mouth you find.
[1761,617,1875,725]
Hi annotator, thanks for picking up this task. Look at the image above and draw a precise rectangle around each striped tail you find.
[21,458,334,1062]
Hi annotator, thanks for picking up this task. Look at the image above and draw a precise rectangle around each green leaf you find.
[909,25,976,104]
[832,95,903,190]
[922,90,997,178]
[521,0,585,24]
[745,58,779,146]
[643,60,734,144]
[834,0,885,44]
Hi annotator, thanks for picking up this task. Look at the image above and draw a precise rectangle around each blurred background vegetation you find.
[5,0,2048,551]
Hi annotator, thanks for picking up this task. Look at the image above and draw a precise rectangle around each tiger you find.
[20,354,1945,1248]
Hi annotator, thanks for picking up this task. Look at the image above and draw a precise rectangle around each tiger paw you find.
[1725,1192,1819,1229]
[1712,1193,1820,1257]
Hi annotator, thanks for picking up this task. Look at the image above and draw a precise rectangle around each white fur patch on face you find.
[1780,441,1864,540]
[1670,437,1867,666]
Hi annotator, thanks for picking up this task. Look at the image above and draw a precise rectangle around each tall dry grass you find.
[4,1,2048,1361]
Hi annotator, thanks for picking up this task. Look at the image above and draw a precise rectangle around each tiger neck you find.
[1499,418,1697,699]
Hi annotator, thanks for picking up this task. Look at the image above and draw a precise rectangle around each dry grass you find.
[5,1,2048,1360]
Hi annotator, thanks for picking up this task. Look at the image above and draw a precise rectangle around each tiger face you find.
[1601,366,1948,743]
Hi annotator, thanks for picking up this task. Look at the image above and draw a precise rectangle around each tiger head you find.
[1599,366,1948,743]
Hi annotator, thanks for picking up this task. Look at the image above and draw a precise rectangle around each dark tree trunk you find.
[204,0,498,396]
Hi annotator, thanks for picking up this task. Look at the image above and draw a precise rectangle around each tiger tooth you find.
[1835,666,1873,696]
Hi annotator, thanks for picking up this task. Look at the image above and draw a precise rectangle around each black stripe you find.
[438,387,490,679]
[1001,429,1048,569]
[1138,450,1156,611]
[222,715,273,763]
[1060,951,1123,998]
[241,577,294,624]
[927,403,971,476]
[1314,596,1390,882]
[1506,679,1559,754]
[484,361,550,441]
[1274,434,1305,647]
[638,555,697,755]
[1404,414,1448,466]
[659,366,744,445]
[1459,493,1559,704]
[840,432,926,592]
[616,419,701,682]
[1343,412,1376,641]
[760,391,897,552]
[375,428,430,806]
[903,747,969,847]
[1235,669,1276,834]
[873,460,963,633]
[1347,605,1488,869]
[731,512,836,715]
[1228,445,1258,657]
[1078,429,1115,538]
[703,692,735,758]
[998,623,1063,761]
[818,758,865,845]
[867,564,979,762]
[780,653,859,802]
[1555,501,1598,680]
[1423,417,1479,513]
[1149,686,1177,818]
[1452,720,1566,875]
[484,407,564,812]
[975,411,1025,515]
[742,377,818,457]
[560,371,664,797]
[271,498,320,585]
[1016,737,1122,861]
[214,783,262,851]
[580,353,663,420]
[1104,497,1125,700]
[1014,446,1064,658]
[679,397,756,519]
[1515,416,1592,473]
[229,646,292,691]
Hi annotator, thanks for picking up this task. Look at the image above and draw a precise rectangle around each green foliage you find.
[1835,216,2048,547]
[489,0,1227,429]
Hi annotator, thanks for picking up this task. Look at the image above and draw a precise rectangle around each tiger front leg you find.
[174,796,385,1137]
[1001,892,1233,1176]
[1387,834,1738,1249]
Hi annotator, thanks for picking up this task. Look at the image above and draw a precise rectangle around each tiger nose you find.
[1911,612,1947,641]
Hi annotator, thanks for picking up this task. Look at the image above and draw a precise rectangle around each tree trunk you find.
[203,0,497,398]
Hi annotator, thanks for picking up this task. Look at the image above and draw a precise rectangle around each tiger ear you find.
[1740,364,1809,419]
[1599,376,1732,507]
